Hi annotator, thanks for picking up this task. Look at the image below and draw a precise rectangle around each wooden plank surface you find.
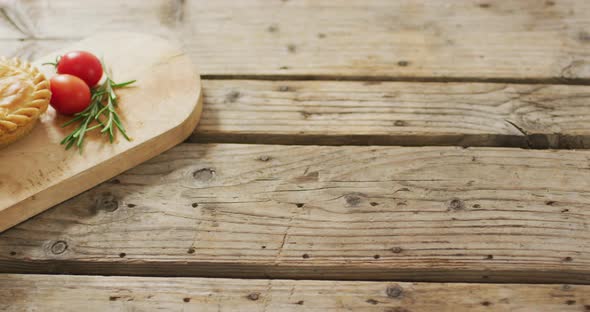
[1,144,589,283]
[0,39,66,62]
[2,274,589,312]
[0,32,203,233]
[1,0,590,80]
[195,80,590,148]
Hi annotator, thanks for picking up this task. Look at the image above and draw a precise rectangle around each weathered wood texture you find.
[196,80,590,148]
[1,274,589,312]
[1,144,589,283]
[5,2,590,148]
[1,0,590,80]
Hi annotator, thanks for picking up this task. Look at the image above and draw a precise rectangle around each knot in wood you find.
[95,192,118,212]
[267,24,279,33]
[247,293,260,301]
[193,168,215,181]
[448,198,465,211]
[391,247,403,254]
[51,240,68,255]
[224,90,241,103]
[386,284,403,298]
[345,193,365,207]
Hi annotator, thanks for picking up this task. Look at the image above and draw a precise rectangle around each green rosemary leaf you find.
[60,132,75,145]
[96,104,109,117]
[115,125,130,141]
[62,114,85,127]
[65,138,76,150]
[85,124,102,132]
[111,80,136,88]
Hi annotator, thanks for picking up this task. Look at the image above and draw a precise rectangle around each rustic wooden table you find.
[1,1,590,311]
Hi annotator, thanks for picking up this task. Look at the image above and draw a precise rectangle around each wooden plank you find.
[1,0,590,80]
[1,144,589,283]
[2,274,589,312]
[194,80,590,148]
[0,39,68,61]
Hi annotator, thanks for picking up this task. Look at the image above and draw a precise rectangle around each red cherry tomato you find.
[57,51,103,87]
[50,74,91,115]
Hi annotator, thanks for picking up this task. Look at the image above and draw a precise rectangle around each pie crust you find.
[0,57,51,147]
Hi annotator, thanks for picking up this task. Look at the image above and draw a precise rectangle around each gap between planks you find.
[203,74,590,87]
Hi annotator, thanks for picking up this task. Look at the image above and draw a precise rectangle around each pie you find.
[0,57,51,147]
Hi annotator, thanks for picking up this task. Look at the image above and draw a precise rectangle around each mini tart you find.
[0,57,51,147]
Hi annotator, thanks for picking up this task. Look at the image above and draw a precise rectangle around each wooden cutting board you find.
[0,32,203,232]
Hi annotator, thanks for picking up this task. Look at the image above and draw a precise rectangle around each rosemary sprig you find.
[61,61,135,151]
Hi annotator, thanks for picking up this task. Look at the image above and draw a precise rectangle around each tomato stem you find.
[42,56,61,69]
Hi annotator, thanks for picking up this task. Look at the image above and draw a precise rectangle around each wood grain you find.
[0,39,67,62]
[1,0,590,80]
[0,32,203,232]
[1,144,589,283]
[195,80,590,148]
[1,274,589,312]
